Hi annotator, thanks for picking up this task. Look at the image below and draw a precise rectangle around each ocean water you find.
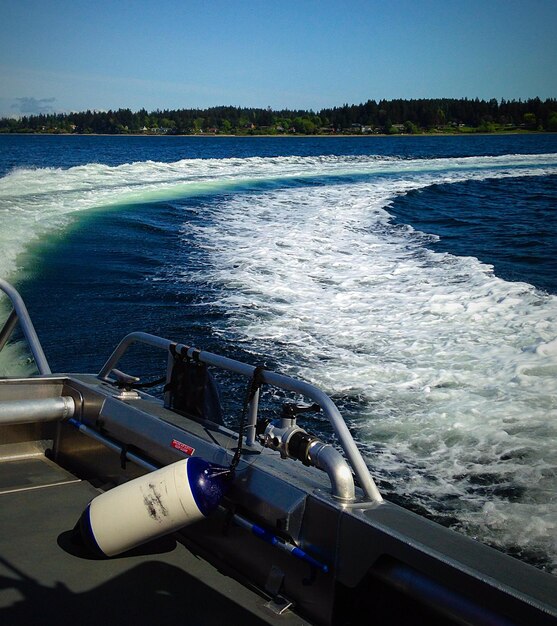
[1,133,556,572]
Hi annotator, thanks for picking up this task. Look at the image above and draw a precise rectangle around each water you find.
[1,133,556,573]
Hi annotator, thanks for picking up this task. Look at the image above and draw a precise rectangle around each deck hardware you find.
[265,564,285,597]
[97,331,383,502]
[265,596,293,616]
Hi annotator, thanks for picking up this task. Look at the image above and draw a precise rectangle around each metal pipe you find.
[0,279,51,375]
[195,354,382,502]
[245,388,260,447]
[67,418,159,472]
[0,396,75,425]
[307,441,355,502]
[98,332,173,380]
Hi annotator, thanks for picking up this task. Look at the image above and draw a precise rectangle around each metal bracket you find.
[264,566,293,615]
[112,389,141,401]
[265,596,293,616]
[265,564,285,597]
[109,369,141,400]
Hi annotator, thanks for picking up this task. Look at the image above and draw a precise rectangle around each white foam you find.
[2,151,556,283]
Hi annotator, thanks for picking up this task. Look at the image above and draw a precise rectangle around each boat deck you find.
[0,455,310,625]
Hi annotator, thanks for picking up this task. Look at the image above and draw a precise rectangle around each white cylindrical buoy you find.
[78,457,229,557]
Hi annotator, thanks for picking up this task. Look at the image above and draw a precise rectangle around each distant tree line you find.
[1,98,556,135]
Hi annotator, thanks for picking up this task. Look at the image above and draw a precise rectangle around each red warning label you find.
[171,439,195,456]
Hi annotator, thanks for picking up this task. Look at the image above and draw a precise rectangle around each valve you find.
[281,402,320,419]
[257,402,321,462]
[258,420,320,465]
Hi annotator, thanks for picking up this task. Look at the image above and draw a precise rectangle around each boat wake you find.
[1,152,557,571]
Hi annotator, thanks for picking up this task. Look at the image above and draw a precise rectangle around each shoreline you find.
[0,130,548,138]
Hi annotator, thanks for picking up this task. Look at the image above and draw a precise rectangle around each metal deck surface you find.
[0,456,310,625]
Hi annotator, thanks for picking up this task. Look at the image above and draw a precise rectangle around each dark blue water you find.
[388,175,557,294]
[2,132,557,175]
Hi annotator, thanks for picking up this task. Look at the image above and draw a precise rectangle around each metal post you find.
[245,388,260,447]
[0,279,51,375]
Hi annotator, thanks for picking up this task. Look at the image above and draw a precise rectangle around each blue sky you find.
[1,0,556,117]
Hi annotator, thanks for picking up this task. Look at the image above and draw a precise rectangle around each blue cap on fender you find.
[77,503,107,557]
[187,457,230,516]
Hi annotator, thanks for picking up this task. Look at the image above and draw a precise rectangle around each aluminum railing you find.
[0,279,51,375]
[98,331,383,503]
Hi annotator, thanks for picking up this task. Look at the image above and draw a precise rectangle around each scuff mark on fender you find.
[141,482,169,521]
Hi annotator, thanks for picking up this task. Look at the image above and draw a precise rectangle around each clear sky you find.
[1,0,556,117]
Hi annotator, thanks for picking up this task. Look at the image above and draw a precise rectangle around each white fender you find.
[78,457,229,557]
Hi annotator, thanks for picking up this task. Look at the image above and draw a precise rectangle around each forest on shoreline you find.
[1,97,556,136]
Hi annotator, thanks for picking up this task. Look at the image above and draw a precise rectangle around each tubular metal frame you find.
[0,279,51,375]
[98,331,383,503]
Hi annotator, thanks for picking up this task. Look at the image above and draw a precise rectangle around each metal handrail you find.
[98,331,383,503]
[0,279,51,375]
